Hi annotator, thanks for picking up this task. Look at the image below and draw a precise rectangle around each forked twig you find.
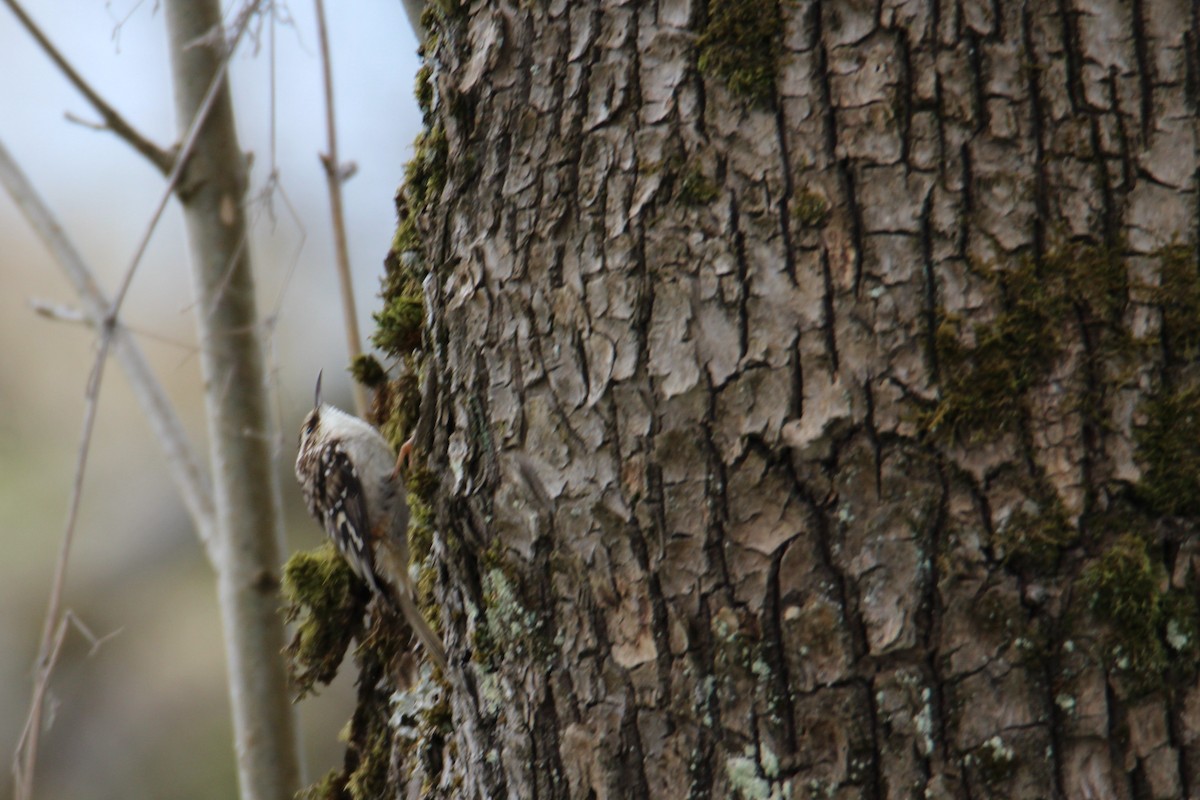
[0,0,173,173]
[0,140,215,556]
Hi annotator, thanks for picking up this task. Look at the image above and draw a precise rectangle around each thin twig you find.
[13,610,121,787]
[313,0,368,416]
[30,298,88,325]
[13,333,112,800]
[63,611,123,657]
[62,112,108,132]
[0,0,173,174]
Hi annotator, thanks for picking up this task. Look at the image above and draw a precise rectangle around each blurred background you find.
[0,2,422,796]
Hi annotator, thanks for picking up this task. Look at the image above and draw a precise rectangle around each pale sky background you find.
[0,2,423,796]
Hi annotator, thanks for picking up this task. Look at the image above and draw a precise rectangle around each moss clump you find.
[430,0,466,19]
[1154,245,1200,360]
[1134,383,1200,516]
[1080,534,1158,636]
[347,612,446,798]
[696,0,782,106]
[419,3,440,32]
[296,769,344,800]
[282,542,368,698]
[405,462,440,506]
[404,125,449,213]
[375,122,447,358]
[376,365,420,451]
[379,122,447,297]
[343,710,393,800]
[372,296,425,357]
[406,489,436,565]
[925,307,1051,439]
[415,63,435,122]
[389,208,423,271]
[793,189,829,228]
[1162,588,1200,666]
[1053,237,1128,323]
[678,165,719,205]
[925,241,1125,440]
[996,499,1076,574]
[349,354,387,388]
[1078,533,1166,693]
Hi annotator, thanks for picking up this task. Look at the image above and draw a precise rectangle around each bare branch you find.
[0,138,217,556]
[313,0,368,416]
[0,0,174,174]
[109,3,260,317]
[0,15,266,787]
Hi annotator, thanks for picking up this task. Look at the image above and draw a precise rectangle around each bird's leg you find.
[391,436,415,482]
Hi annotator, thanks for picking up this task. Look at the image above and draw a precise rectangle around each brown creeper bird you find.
[295,374,448,673]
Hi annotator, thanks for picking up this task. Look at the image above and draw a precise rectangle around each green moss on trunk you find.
[696,0,783,106]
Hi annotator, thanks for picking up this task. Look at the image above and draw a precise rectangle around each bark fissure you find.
[764,538,800,756]
[920,461,952,775]
[1055,0,1083,111]
[957,142,974,257]
[1187,6,1200,112]
[728,194,752,364]
[919,193,940,381]
[1038,627,1070,800]
[1129,0,1154,143]
[819,249,841,373]
[805,480,869,663]
[862,377,883,499]
[1087,93,1121,243]
[685,603,720,800]
[837,159,867,297]
[771,103,798,285]
[532,685,569,800]
[895,30,915,165]
[1168,700,1195,800]
[358,1,1200,796]
[1022,6,1049,259]
[627,510,675,701]
[966,32,987,134]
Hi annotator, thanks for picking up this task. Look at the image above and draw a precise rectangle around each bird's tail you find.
[387,588,449,674]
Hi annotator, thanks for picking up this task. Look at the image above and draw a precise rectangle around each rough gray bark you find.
[163,2,300,798]
[348,0,1200,798]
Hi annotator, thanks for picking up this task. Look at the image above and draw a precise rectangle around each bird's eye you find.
[301,413,319,441]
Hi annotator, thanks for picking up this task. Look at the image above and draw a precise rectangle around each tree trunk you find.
[163,3,300,798]
[344,0,1200,797]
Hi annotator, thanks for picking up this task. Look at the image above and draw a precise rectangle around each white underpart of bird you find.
[295,400,448,673]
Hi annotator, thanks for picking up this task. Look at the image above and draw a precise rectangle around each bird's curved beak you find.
[314,369,323,410]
